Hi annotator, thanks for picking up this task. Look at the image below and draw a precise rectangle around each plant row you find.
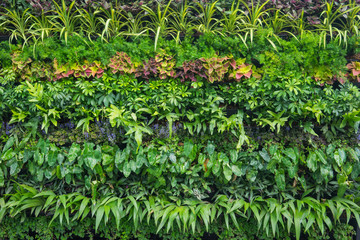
[0,215,356,240]
[1,0,360,49]
[1,133,360,197]
[1,33,359,85]
[1,73,359,149]
[1,0,357,19]
[0,183,359,240]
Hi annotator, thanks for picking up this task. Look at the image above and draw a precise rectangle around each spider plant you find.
[30,10,53,42]
[0,15,6,33]
[142,0,174,51]
[50,0,80,45]
[122,11,147,37]
[286,10,311,40]
[264,10,288,35]
[169,0,194,42]
[0,8,33,47]
[316,1,353,48]
[78,8,102,41]
[194,1,220,35]
[259,9,290,50]
[239,0,271,29]
[99,5,126,41]
[218,0,244,36]
[238,0,271,46]
[340,0,360,36]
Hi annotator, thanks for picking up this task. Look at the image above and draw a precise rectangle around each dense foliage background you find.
[1,0,360,239]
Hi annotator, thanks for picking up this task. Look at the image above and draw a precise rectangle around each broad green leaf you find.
[347,148,359,162]
[34,150,44,166]
[326,144,336,155]
[351,162,360,179]
[284,148,297,163]
[231,165,243,176]
[128,160,136,173]
[169,153,177,163]
[102,154,113,165]
[269,145,278,156]
[94,146,102,163]
[123,161,131,177]
[9,162,18,175]
[1,149,15,161]
[206,142,215,155]
[320,165,333,183]
[223,164,232,181]
[288,165,297,179]
[23,150,32,163]
[259,149,270,162]
[183,141,193,157]
[212,159,221,176]
[57,153,65,165]
[315,150,327,164]
[95,206,105,232]
[48,151,57,167]
[230,150,238,163]
[307,151,317,172]
[334,149,346,167]
[0,168,4,187]
[68,144,80,162]
[136,153,146,168]
[275,169,285,191]
[337,174,347,197]
[37,169,44,182]
[148,147,158,165]
[2,137,15,153]
[219,152,229,165]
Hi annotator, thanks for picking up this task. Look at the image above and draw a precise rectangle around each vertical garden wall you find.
[1,0,360,239]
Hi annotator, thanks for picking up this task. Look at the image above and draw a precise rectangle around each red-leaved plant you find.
[73,61,105,78]
[200,56,231,83]
[135,50,176,80]
[109,52,138,75]
[229,58,256,81]
[346,62,360,82]
[176,60,207,82]
[135,58,158,79]
[54,59,105,80]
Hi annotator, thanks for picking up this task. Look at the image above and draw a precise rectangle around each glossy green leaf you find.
[223,164,232,181]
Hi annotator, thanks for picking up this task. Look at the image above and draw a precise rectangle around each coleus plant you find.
[54,59,105,80]
[228,58,259,81]
[135,50,176,80]
[29,61,53,80]
[176,59,207,82]
[108,52,138,75]
[346,61,360,82]
[12,52,53,80]
[53,59,73,80]
[313,66,338,85]
[155,50,176,80]
[135,58,158,79]
[200,55,259,82]
[200,55,231,83]
[11,51,32,80]
[73,61,105,78]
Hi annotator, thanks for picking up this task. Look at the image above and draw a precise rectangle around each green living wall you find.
[1,0,360,239]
